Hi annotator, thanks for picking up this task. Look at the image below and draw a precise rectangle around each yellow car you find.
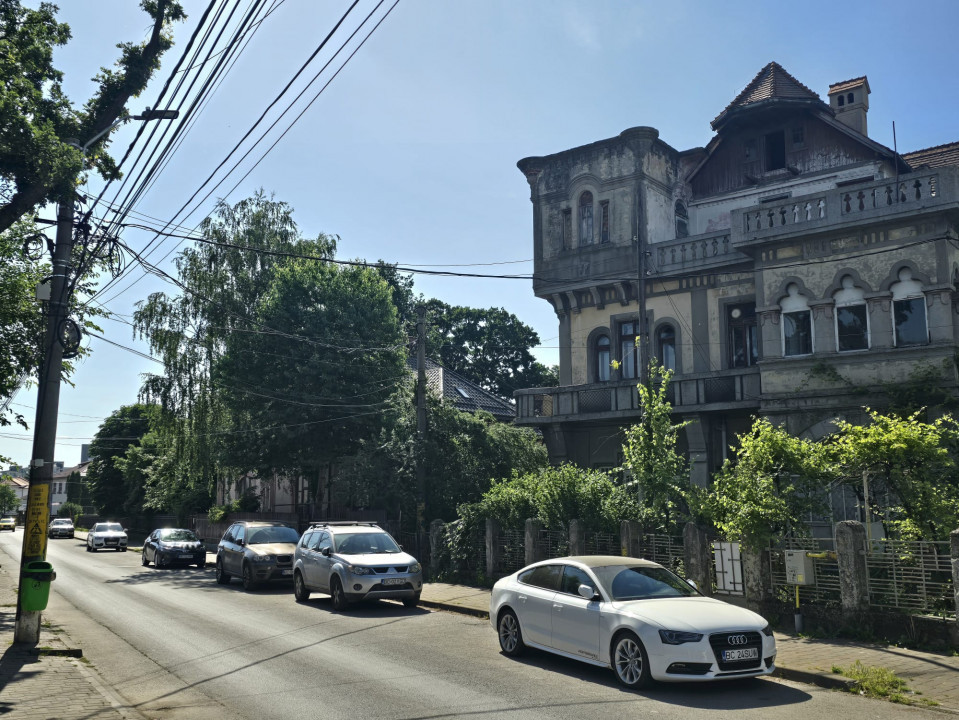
[0,516,16,532]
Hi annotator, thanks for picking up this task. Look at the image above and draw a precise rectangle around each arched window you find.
[834,275,868,351]
[780,283,812,356]
[579,192,594,245]
[657,324,676,371]
[838,95,845,107]
[674,201,688,239]
[891,268,928,346]
[595,335,610,382]
[847,92,854,104]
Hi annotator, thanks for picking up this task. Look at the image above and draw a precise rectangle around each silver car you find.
[86,522,128,552]
[49,518,75,538]
[292,522,422,610]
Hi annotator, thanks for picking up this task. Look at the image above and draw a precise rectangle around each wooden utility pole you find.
[415,306,427,561]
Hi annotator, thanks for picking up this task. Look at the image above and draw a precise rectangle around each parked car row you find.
[71,518,776,688]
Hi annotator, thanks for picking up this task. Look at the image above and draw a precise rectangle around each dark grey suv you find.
[215,521,300,590]
[292,522,422,610]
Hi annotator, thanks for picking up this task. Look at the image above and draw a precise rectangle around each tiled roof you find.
[1,476,29,488]
[828,76,868,94]
[712,62,827,130]
[406,357,515,420]
[902,141,959,169]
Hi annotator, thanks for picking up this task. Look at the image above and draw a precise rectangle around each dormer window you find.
[579,192,594,245]
[764,131,786,171]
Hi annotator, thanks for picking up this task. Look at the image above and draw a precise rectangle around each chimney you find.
[828,76,870,136]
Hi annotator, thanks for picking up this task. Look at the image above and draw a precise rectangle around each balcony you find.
[514,367,761,423]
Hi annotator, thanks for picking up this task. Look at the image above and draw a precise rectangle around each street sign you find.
[24,484,48,559]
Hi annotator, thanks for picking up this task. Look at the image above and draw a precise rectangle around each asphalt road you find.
[0,532,944,720]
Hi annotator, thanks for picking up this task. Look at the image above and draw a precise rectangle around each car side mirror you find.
[686,579,698,590]
[237,538,245,546]
[321,547,331,557]
[578,584,598,600]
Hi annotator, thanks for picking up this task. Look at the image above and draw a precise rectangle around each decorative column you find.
[683,522,713,596]
[569,519,585,556]
[485,518,500,579]
[758,308,782,360]
[810,300,836,354]
[620,520,642,558]
[925,287,953,343]
[525,518,544,566]
[865,293,893,349]
[742,546,770,613]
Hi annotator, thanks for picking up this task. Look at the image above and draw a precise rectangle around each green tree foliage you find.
[422,299,557,399]
[709,418,834,550]
[341,389,547,524]
[0,483,18,514]
[620,362,696,533]
[0,0,185,231]
[833,409,959,539]
[136,192,406,508]
[86,404,158,516]
[57,500,81,521]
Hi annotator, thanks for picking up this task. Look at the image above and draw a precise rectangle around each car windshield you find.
[333,532,401,554]
[159,529,197,542]
[592,565,698,601]
[99,523,123,533]
[247,526,299,544]
[52,519,71,525]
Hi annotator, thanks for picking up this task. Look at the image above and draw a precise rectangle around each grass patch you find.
[832,661,937,706]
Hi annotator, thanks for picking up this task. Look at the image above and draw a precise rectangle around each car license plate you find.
[281,569,292,576]
[179,554,193,559]
[382,578,405,586]
[723,648,759,662]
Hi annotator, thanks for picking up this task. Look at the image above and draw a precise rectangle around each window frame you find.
[595,334,611,382]
[579,192,594,246]
[836,302,869,352]
[656,323,676,372]
[619,321,639,380]
[892,296,928,347]
[726,302,758,368]
[782,309,813,356]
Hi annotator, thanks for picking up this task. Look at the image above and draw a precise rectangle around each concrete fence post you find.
[836,520,869,615]
[428,519,446,576]
[525,518,544,566]
[621,520,642,558]
[741,546,770,612]
[683,522,713,597]
[569,519,585,556]
[486,518,501,579]
[950,529,959,626]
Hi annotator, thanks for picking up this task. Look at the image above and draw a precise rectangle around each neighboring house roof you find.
[407,357,515,420]
[902,141,959,169]
[1,476,29,490]
[712,61,828,130]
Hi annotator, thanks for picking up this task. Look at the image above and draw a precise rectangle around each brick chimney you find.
[828,76,870,136]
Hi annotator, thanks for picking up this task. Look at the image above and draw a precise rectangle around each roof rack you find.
[307,520,381,528]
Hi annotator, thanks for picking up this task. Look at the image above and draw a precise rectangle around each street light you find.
[14,107,178,645]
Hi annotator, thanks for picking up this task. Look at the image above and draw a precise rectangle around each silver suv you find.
[293,522,422,610]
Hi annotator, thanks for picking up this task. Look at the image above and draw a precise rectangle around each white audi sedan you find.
[490,556,775,689]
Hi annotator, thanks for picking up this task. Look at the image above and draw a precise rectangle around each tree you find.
[0,483,18,514]
[709,418,834,550]
[833,409,959,539]
[422,299,557,399]
[86,404,157,516]
[0,0,185,232]
[341,388,548,524]
[619,362,695,533]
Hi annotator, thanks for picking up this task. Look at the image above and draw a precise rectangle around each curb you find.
[419,598,489,620]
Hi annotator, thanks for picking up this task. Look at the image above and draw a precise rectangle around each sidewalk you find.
[419,582,959,713]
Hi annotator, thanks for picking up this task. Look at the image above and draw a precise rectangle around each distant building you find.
[514,63,959,527]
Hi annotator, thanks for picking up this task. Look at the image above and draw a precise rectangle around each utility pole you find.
[15,198,74,643]
[415,305,428,564]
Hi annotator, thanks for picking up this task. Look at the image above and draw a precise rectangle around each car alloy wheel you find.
[155,552,165,569]
[497,609,525,657]
[330,576,348,611]
[241,563,257,591]
[141,550,149,567]
[612,632,651,689]
[197,560,206,569]
[215,558,231,585]
[293,572,310,602]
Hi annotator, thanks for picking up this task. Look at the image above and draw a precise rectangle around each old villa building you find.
[514,62,959,502]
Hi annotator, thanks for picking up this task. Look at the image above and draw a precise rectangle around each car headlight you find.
[761,624,774,637]
[407,562,421,574]
[659,629,704,645]
[347,564,373,575]
[252,554,274,562]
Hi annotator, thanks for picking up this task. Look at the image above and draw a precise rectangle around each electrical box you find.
[784,550,816,585]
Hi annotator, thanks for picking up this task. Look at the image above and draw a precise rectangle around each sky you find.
[3,0,959,468]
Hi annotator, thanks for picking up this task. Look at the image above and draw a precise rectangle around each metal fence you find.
[641,533,684,573]
[866,540,954,617]
[537,528,569,559]
[769,538,841,606]
[585,531,619,556]
[498,528,526,576]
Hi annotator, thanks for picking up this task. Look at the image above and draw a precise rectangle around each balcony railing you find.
[515,367,761,422]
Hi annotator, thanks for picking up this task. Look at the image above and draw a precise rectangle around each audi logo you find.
[727,634,749,646]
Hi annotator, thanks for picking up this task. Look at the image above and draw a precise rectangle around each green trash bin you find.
[21,561,56,611]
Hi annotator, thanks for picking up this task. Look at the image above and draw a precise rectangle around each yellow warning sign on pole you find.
[24,484,49,560]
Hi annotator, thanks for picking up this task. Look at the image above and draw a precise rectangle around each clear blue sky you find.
[4,0,958,467]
